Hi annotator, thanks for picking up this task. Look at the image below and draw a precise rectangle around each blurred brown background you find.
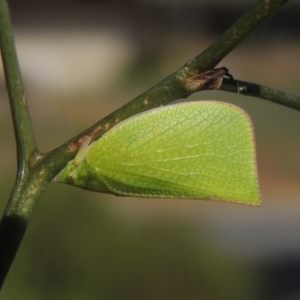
[1,0,300,299]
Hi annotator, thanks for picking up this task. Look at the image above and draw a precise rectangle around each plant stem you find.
[0,0,37,164]
[0,0,41,288]
[185,0,290,72]
[221,78,300,112]
[0,166,52,289]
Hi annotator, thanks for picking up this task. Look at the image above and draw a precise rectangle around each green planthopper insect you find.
[55,101,261,205]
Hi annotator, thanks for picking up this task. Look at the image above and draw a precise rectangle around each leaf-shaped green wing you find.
[56,101,261,205]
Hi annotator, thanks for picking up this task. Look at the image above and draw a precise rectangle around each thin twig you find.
[0,0,40,289]
[0,0,37,169]
[184,0,290,73]
[221,78,300,112]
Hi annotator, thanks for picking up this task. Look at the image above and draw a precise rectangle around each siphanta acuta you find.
[55,101,261,205]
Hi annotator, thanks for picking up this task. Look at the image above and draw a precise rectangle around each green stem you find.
[0,0,37,165]
[184,0,290,72]
[0,0,40,288]
[0,165,51,288]
[221,78,300,112]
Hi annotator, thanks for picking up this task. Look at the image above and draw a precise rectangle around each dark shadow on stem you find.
[0,215,27,289]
